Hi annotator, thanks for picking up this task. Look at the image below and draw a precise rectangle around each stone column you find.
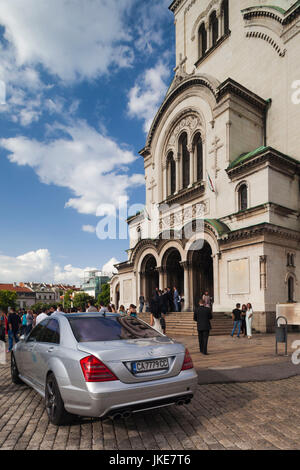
[157,267,165,291]
[163,165,168,200]
[175,154,181,193]
[180,261,192,312]
[188,145,194,187]
[205,19,210,50]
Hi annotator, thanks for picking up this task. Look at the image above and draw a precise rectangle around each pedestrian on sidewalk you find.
[7,308,20,352]
[139,294,145,314]
[241,304,247,337]
[26,310,34,335]
[21,311,27,335]
[194,298,213,355]
[150,293,163,334]
[246,303,254,339]
[231,304,242,338]
[0,311,6,343]
[129,304,137,318]
[118,305,126,315]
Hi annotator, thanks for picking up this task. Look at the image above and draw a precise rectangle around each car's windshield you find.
[67,315,162,342]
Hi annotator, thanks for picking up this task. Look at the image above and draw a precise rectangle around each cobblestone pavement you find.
[172,333,300,370]
[1,359,300,450]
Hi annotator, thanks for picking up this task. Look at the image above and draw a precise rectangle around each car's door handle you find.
[47,347,55,353]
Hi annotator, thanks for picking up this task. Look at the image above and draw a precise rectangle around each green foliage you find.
[97,283,110,307]
[0,290,18,313]
[31,302,59,313]
[63,289,73,310]
[73,292,94,310]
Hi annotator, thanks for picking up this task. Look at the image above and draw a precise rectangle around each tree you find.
[31,302,59,313]
[73,292,93,311]
[97,283,110,307]
[63,289,73,310]
[0,290,18,313]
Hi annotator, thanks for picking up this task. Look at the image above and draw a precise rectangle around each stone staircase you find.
[138,311,234,337]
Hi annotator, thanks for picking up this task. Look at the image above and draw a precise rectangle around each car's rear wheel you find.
[11,353,23,385]
[45,373,74,426]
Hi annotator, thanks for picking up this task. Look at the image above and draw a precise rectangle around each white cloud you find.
[0,0,134,82]
[0,120,145,215]
[133,0,172,54]
[0,248,96,285]
[102,258,119,275]
[128,61,170,133]
[82,225,96,234]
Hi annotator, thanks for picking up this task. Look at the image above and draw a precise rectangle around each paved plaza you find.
[1,333,300,451]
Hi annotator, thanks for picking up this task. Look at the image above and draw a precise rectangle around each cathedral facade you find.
[111,0,300,332]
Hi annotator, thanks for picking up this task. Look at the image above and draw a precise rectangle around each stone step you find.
[138,311,234,337]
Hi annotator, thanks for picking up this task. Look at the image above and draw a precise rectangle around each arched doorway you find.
[164,248,184,297]
[141,255,159,303]
[190,241,214,308]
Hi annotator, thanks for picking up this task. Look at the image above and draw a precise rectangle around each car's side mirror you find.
[19,335,25,341]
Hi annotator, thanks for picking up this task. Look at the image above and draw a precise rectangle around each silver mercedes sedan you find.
[11,313,198,425]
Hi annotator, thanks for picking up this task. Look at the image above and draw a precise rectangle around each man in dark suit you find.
[193,299,213,355]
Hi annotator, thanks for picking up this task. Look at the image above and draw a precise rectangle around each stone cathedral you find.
[111,0,300,332]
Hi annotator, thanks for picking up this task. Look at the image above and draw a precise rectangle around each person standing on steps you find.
[193,298,213,355]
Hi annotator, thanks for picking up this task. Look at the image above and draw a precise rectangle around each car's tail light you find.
[80,355,118,382]
[181,349,194,371]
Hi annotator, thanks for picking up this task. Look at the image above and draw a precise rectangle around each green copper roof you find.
[228,146,267,169]
[228,146,299,170]
[205,219,230,236]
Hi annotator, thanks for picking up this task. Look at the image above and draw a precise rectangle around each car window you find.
[40,319,60,344]
[68,316,161,343]
[26,322,48,342]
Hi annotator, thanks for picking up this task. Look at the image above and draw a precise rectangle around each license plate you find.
[132,358,169,374]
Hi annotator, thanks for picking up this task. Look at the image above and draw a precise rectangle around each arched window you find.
[288,276,294,303]
[167,151,176,196]
[193,133,203,182]
[221,0,229,35]
[238,184,248,211]
[198,23,207,58]
[209,11,219,47]
[179,133,190,189]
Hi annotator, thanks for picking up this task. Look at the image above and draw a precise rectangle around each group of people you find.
[193,297,255,356]
[139,286,184,314]
[0,301,141,353]
[231,303,254,339]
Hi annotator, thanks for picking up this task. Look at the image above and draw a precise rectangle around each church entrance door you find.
[190,241,214,309]
[164,249,184,298]
[142,255,159,303]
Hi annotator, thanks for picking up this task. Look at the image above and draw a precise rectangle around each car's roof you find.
[58,312,121,320]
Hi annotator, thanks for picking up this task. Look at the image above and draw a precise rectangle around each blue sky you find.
[0,0,175,284]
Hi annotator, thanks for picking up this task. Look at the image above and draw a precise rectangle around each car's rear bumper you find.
[63,369,198,418]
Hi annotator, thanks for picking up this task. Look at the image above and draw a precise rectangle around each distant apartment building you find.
[81,270,110,299]
[0,283,36,309]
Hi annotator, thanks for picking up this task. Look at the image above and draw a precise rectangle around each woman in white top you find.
[246,303,254,339]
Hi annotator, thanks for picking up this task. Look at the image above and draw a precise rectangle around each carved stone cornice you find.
[160,181,205,207]
[220,223,300,245]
